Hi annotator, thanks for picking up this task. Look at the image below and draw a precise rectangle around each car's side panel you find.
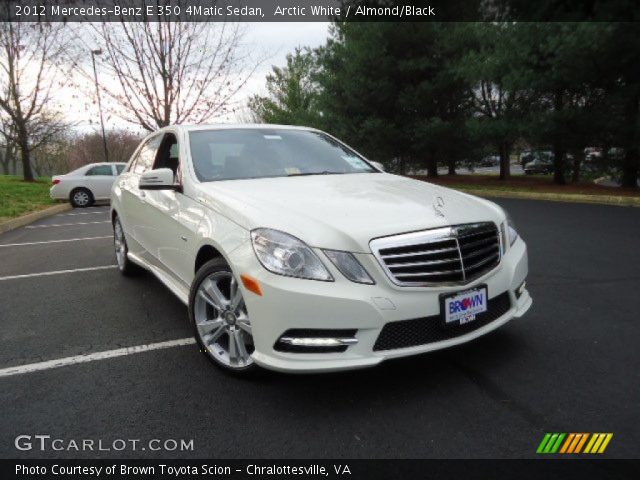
[114,172,147,257]
[141,189,206,285]
[192,197,251,276]
[88,174,115,199]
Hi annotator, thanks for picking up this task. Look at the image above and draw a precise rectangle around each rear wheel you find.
[189,258,257,375]
[113,216,142,276]
[70,188,94,208]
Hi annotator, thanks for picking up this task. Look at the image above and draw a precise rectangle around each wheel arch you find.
[195,244,225,274]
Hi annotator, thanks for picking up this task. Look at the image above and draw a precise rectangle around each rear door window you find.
[86,165,114,176]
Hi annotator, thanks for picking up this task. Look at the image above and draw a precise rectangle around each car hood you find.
[195,173,505,253]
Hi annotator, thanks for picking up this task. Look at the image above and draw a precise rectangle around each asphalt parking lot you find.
[0,199,638,459]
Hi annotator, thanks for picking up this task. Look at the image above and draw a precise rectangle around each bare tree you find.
[68,129,142,169]
[0,113,17,174]
[88,19,258,131]
[0,23,73,181]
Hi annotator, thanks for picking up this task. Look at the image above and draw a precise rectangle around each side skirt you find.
[127,252,190,305]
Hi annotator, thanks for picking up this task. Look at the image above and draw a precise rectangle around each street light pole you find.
[91,49,109,163]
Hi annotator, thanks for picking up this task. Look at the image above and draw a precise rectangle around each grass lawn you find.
[412,174,640,198]
[0,175,56,222]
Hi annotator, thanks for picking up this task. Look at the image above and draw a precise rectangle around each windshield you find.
[188,128,377,182]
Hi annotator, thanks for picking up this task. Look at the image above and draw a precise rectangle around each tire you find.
[70,188,94,208]
[189,258,258,375]
[112,215,143,276]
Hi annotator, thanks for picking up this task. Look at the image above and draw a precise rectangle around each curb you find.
[0,203,72,234]
[455,189,640,208]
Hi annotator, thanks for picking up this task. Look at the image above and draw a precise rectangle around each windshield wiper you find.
[287,171,341,177]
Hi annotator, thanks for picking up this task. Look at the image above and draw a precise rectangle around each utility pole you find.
[91,49,109,163]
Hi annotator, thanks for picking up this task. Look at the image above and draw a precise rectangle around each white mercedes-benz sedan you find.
[110,124,531,374]
[51,162,127,207]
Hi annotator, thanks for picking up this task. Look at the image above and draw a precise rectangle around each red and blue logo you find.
[449,294,484,314]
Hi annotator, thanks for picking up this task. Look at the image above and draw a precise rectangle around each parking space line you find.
[0,338,196,378]
[25,221,110,229]
[0,236,112,248]
[0,265,117,281]
[56,211,109,217]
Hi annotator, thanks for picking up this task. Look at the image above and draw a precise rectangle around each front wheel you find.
[189,258,257,375]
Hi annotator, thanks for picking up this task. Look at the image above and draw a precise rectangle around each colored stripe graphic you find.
[597,434,613,453]
[550,433,565,453]
[584,433,613,454]
[536,433,565,454]
[559,433,575,453]
[536,434,552,453]
[538,433,613,454]
[574,433,589,453]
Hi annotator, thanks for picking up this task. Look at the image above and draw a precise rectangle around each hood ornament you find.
[433,195,445,218]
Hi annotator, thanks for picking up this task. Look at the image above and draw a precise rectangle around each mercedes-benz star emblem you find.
[433,195,445,217]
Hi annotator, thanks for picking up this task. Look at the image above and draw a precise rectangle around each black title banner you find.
[1,0,639,22]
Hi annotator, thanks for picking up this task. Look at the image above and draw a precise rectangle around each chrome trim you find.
[279,337,359,346]
[370,222,501,287]
[381,246,459,259]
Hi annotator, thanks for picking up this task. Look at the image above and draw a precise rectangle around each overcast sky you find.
[71,22,330,133]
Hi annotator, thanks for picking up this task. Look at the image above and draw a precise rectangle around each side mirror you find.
[370,161,385,172]
[139,168,181,191]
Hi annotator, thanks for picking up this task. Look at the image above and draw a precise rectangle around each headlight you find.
[323,250,375,284]
[250,228,333,281]
[507,215,519,247]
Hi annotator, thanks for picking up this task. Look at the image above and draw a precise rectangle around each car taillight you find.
[52,179,60,185]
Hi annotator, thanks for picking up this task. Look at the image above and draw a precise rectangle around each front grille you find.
[373,292,511,351]
[371,222,501,286]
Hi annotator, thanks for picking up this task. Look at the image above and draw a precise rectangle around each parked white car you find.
[111,125,531,374]
[51,162,127,207]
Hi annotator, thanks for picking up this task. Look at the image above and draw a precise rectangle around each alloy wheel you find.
[113,219,126,270]
[194,271,254,369]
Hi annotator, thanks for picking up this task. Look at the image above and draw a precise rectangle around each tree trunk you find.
[18,126,34,181]
[571,149,584,183]
[499,142,511,180]
[553,90,566,185]
[10,148,17,175]
[447,158,456,175]
[426,151,438,178]
[397,155,406,176]
[621,146,639,188]
[553,145,566,185]
[620,91,639,189]
[0,149,8,175]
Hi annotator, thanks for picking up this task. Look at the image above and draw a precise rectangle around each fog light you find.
[280,337,358,347]
[274,329,358,353]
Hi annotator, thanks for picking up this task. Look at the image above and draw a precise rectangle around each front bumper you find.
[228,236,531,373]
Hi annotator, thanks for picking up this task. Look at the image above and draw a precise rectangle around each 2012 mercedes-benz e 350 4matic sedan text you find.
[111,125,531,374]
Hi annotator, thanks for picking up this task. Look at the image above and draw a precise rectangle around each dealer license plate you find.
[443,287,488,325]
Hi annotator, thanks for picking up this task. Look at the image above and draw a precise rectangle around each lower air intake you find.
[373,292,511,351]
